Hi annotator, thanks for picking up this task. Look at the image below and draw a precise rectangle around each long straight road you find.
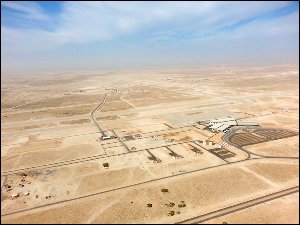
[91,94,107,136]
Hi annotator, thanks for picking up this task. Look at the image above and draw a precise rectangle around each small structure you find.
[189,145,203,154]
[101,135,111,140]
[169,151,183,159]
[172,154,183,159]
[152,159,162,163]
[11,193,20,199]
[120,137,125,142]
[135,134,142,138]
[100,131,116,140]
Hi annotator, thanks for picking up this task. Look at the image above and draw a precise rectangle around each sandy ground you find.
[203,192,299,224]
[244,135,299,157]
[1,64,299,223]
[1,159,298,224]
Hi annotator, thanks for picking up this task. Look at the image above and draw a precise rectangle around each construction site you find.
[1,64,299,224]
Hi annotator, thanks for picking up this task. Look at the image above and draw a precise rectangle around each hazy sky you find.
[1,1,299,74]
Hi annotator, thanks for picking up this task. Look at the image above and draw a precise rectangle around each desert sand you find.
[1,64,299,223]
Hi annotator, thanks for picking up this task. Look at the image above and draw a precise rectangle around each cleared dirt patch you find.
[133,96,198,107]
[60,119,91,125]
[163,132,192,142]
[2,143,102,172]
[1,123,57,132]
[1,104,98,123]
[23,123,57,129]
[96,115,120,121]
[101,100,132,112]
[245,161,299,183]
[186,111,203,115]
[8,139,63,155]
[244,136,299,157]
[16,94,103,110]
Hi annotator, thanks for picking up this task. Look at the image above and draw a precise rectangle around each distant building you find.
[207,117,259,133]
[208,117,236,126]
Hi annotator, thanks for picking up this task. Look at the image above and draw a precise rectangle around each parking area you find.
[225,128,298,147]
[208,148,236,160]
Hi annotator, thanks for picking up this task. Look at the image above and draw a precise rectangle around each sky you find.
[1,1,299,74]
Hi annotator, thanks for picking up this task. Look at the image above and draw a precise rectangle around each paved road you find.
[1,137,199,176]
[177,186,299,224]
[90,94,107,136]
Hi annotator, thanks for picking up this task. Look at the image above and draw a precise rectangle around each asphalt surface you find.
[90,94,107,136]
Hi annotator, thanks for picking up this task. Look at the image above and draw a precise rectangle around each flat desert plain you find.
[1,64,299,224]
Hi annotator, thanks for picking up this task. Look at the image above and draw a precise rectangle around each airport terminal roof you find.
[210,123,224,129]
[216,124,232,131]
[209,117,236,123]
[210,121,237,129]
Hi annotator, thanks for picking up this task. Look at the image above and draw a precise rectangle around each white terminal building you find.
[208,117,259,133]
